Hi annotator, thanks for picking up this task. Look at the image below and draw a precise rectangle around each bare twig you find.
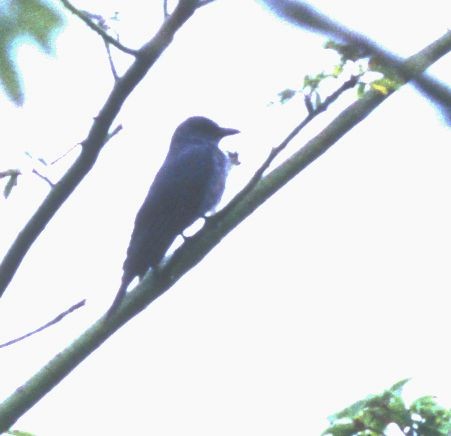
[59,0,138,56]
[218,75,360,216]
[197,0,217,8]
[0,169,21,179]
[1,169,21,198]
[0,300,86,348]
[104,40,120,81]
[49,143,80,166]
[105,124,123,142]
[163,0,170,17]
[32,169,55,188]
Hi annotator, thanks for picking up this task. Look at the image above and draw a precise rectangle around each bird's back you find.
[122,142,226,281]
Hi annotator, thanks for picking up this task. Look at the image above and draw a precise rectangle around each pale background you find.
[0,1,450,435]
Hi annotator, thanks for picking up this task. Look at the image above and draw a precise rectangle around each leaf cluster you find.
[323,379,451,436]
[276,39,405,108]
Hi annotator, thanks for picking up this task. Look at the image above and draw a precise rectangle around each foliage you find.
[0,0,63,104]
[322,379,451,436]
[276,39,404,108]
[6,430,36,436]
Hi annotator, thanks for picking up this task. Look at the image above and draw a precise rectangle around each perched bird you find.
[108,116,239,313]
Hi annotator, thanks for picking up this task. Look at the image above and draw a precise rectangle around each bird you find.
[108,116,240,314]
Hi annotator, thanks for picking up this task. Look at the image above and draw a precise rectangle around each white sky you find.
[0,1,450,435]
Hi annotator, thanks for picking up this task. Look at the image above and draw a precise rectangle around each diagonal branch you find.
[31,169,55,188]
[0,300,85,348]
[59,0,138,56]
[0,0,200,299]
[0,30,448,432]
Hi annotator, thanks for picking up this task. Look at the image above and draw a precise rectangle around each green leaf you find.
[329,397,373,422]
[0,0,64,104]
[7,430,36,436]
[332,64,343,78]
[324,380,451,436]
[0,32,22,103]
[410,395,451,434]
[15,0,63,52]
[370,76,402,95]
[388,378,410,394]
[278,88,296,104]
[321,420,358,436]
[324,40,369,63]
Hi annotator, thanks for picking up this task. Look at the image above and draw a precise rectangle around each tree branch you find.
[0,169,20,180]
[104,40,120,81]
[163,0,169,17]
[0,300,85,348]
[0,0,200,299]
[261,0,451,121]
[197,0,218,8]
[59,0,138,56]
[0,31,448,432]
[225,75,360,208]
[31,169,55,188]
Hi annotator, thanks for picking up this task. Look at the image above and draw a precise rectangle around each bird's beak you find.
[219,127,240,137]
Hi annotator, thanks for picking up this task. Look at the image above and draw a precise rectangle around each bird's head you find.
[169,116,239,153]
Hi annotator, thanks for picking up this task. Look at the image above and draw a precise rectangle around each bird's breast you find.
[200,148,227,214]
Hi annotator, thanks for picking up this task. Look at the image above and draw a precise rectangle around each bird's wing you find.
[123,145,217,277]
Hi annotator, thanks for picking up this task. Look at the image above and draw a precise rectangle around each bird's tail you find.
[106,280,128,317]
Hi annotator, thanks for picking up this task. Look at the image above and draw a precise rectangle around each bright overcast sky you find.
[0,1,450,435]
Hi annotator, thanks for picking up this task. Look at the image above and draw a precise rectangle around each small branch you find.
[0,169,21,179]
[49,143,81,166]
[104,40,120,81]
[163,0,170,17]
[105,124,123,142]
[197,0,217,8]
[304,95,314,114]
[219,75,360,216]
[59,0,138,56]
[1,169,21,198]
[0,300,86,348]
[32,169,55,188]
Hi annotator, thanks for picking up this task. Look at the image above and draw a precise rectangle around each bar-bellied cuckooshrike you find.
[108,116,239,313]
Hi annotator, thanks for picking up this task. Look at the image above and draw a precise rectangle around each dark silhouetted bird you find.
[108,116,239,314]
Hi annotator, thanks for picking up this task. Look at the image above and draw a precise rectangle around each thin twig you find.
[105,124,123,142]
[163,0,170,17]
[0,300,86,348]
[32,169,55,188]
[49,143,81,166]
[0,169,21,179]
[59,0,138,56]
[104,40,120,81]
[218,75,360,216]
[197,0,217,8]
